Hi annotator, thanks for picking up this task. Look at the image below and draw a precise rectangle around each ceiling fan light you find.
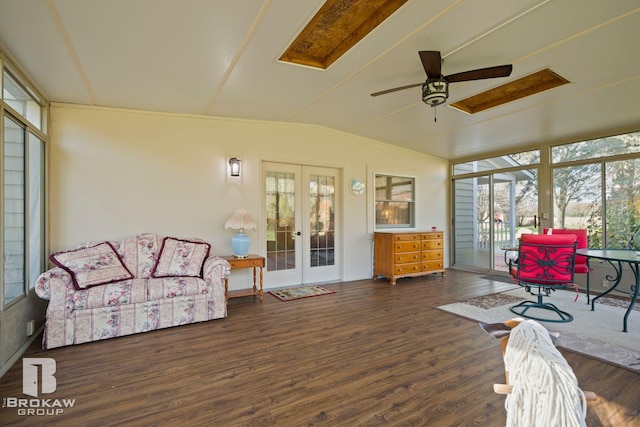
[422,78,448,107]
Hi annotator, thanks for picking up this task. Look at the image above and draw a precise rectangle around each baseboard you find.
[0,325,44,378]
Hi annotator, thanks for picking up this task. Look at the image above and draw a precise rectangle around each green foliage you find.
[587,158,640,248]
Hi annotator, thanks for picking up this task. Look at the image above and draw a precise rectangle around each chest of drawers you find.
[373,231,445,285]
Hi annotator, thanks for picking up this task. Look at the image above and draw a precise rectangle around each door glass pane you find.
[4,116,25,304]
[493,168,538,271]
[309,174,335,267]
[454,177,489,268]
[266,171,296,271]
[492,180,511,269]
[28,133,45,289]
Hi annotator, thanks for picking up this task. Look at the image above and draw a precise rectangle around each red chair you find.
[508,233,578,323]
[544,228,591,302]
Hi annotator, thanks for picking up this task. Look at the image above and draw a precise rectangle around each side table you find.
[222,254,265,301]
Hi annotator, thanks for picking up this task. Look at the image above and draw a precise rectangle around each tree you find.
[551,135,633,228]
[584,133,640,247]
[553,164,599,228]
[476,184,490,223]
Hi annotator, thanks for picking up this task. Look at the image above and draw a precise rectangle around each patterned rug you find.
[268,285,335,301]
[437,288,640,373]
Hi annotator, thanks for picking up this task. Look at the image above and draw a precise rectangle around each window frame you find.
[1,51,48,309]
[550,132,640,249]
[451,128,640,261]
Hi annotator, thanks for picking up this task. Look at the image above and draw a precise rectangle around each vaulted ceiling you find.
[1,0,639,160]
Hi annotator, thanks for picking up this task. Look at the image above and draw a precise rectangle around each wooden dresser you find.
[373,231,445,285]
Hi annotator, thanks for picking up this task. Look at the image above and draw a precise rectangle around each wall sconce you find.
[229,157,241,177]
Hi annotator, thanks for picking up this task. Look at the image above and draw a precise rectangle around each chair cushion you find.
[520,233,577,245]
[517,233,577,284]
[50,242,134,290]
[544,228,588,267]
[573,265,590,274]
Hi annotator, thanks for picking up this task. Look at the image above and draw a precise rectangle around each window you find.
[3,116,25,304]
[552,131,640,163]
[453,150,539,175]
[3,68,43,131]
[551,131,640,248]
[1,52,47,307]
[375,174,415,228]
[552,163,601,231]
[452,127,640,272]
[28,132,45,289]
[3,115,46,305]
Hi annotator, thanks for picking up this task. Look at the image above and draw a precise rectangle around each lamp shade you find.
[225,209,256,258]
[224,209,256,232]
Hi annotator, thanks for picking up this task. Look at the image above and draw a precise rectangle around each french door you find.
[263,162,341,286]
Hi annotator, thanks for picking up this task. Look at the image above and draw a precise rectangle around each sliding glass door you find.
[453,153,539,272]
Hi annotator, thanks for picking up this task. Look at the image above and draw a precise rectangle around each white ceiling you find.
[1,0,639,160]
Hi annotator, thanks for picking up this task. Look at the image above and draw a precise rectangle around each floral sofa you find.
[35,233,230,349]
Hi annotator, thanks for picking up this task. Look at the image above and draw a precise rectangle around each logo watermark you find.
[24,358,56,397]
[2,358,76,417]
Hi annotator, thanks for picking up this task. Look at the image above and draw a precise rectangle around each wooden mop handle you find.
[493,384,597,401]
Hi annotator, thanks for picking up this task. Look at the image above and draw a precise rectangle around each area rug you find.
[437,288,640,373]
[268,285,335,302]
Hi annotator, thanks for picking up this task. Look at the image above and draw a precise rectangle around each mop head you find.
[504,319,587,427]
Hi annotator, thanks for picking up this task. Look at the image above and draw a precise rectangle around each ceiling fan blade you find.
[419,51,442,78]
[370,82,424,97]
[445,64,512,83]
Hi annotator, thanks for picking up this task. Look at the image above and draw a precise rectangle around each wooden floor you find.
[1,270,639,426]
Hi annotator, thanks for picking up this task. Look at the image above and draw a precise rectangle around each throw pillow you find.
[151,237,211,278]
[50,242,134,290]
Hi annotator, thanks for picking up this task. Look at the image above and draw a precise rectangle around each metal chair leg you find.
[510,293,573,323]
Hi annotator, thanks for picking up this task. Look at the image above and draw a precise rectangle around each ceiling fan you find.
[370,50,513,107]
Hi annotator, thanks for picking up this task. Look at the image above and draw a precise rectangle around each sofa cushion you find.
[151,237,211,278]
[147,277,208,300]
[100,233,163,279]
[73,279,147,309]
[50,242,134,290]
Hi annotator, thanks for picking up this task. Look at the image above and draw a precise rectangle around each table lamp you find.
[224,209,256,258]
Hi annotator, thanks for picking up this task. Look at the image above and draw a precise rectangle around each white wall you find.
[49,104,448,288]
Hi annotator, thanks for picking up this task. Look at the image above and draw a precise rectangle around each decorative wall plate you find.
[350,178,365,196]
